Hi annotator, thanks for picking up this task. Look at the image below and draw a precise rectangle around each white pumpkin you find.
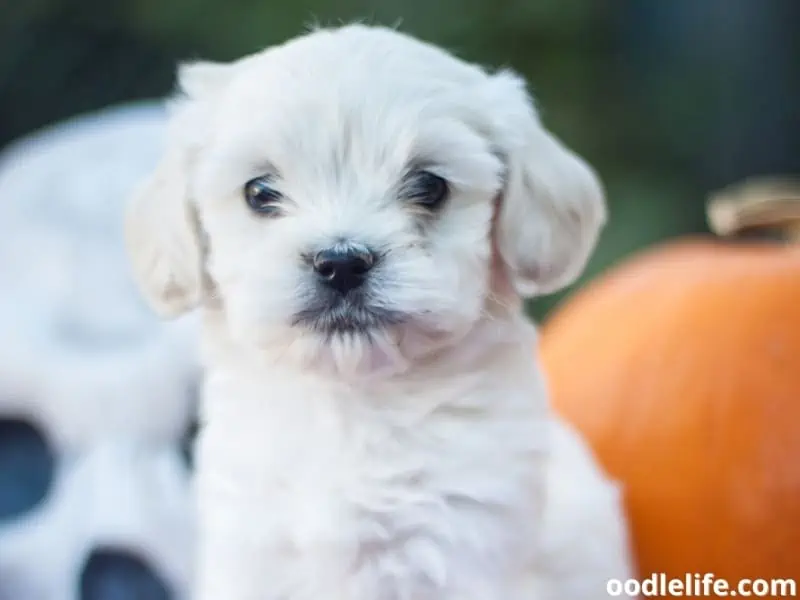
[0,102,198,600]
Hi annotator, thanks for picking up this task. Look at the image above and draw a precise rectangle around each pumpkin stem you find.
[707,177,800,241]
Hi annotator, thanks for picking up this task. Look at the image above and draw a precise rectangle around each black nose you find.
[313,246,376,294]
[80,549,171,600]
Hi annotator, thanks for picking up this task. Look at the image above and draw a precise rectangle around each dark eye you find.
[407,171,449,211]
[244,176,283,215]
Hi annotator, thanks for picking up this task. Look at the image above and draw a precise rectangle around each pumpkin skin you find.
[538,236,800,588]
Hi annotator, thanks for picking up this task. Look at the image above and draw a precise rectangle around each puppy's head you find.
[126,25,605,374]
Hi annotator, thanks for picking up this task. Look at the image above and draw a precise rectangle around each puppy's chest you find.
[202,375,541,595]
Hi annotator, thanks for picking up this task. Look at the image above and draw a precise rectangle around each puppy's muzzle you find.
[312,244,377,295]
[294,241,402,335]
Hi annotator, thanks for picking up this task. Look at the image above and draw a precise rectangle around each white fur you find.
[126,24,633,600]
[0,103,198,600]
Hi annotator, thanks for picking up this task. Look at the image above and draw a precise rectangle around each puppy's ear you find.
[485,71,606,298]
[125,61,232,317]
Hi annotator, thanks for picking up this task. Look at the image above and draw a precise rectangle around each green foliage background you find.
[1,0,797,320]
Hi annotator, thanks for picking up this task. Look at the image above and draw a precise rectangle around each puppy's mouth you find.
[292,292,406,336]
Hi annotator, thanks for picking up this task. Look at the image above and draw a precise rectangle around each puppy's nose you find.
[313,246,376,294]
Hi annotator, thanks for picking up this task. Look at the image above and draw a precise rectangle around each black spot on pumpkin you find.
[0,418,55,521]
[79,548,171,600]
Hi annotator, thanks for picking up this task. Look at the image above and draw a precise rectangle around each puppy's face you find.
[126,25,605,374]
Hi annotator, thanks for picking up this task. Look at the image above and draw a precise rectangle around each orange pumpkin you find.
[538,178,800,591]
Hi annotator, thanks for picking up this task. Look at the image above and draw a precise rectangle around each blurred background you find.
[1,0,798,319]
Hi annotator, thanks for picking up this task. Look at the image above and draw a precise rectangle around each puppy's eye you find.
[406,171,449,211]
[244,176,283,216]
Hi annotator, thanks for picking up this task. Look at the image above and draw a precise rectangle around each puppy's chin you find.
[227,313,474,380]
[223,269,487,378]
[294,327,412,379]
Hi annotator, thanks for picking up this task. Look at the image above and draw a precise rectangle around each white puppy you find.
[125,24,634,600]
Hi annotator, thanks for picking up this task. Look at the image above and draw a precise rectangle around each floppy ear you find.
[125,61,231,317]
[485,71,606,298]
